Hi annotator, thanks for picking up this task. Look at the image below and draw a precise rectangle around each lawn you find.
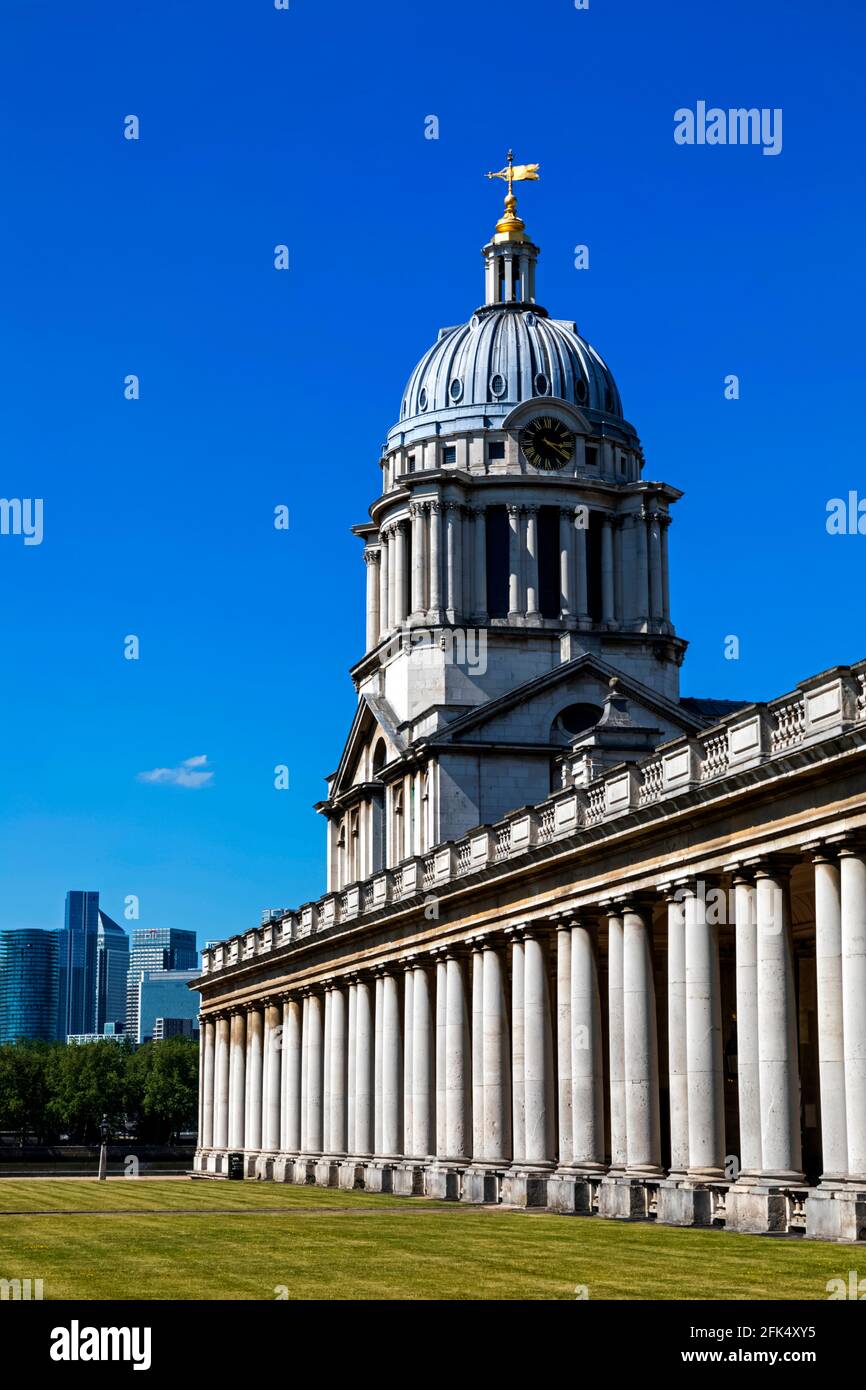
[0,1178,853,1300]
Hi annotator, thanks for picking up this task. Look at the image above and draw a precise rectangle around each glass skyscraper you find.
[125,927,198,1041]
[95,911,129,1033]
[56,892,129,1039]
[136,969,200,1044]
[0,929,60,1043]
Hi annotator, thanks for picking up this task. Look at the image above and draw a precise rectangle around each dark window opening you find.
[587,511,603,623]
[443,445,456,466]
[538,506,560,619]
[585,445,598,468]
[485,505,509,618]
[487,441,505,461]
[555,702,603,738]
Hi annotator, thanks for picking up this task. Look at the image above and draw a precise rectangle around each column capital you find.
[363,547,380,567]
[745,851,800,881]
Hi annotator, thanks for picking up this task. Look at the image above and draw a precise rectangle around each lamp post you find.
[98,1113,109,1182]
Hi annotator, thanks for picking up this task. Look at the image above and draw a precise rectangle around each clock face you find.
[519,415,574,471]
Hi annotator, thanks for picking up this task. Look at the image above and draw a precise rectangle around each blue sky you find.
[1,0,864,947]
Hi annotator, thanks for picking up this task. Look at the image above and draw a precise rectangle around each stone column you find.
[228,1010,247,1151]
[633,510,649,627]
[328,985,347,1155]
[283,996,302,1153]
[665,891,689,1177]
[394,520,408,625]
[201,1017,215,1150]
[507,505,522,620]
[435,955,448,1156]
[647,510,664,622]
[510,935,526,1165]
[556,924,574,1166]
[558,508,573,622]
[381,971,402,1155]
[403,965,414,1155]
[522,928,555,1167]
[471,942,485,1160]
[412,963,434,1157]
[378,527,390,636]
[246,1005,264,1152]
[574,509,590,627]
[322,987,332,1154]
[840,843,866,1178]
[300,994,310,1149]
[197,1014,205,1145]
[462,506,473,618]
[346,982,357,1156]
[606,910,627,1171]
[473,506,488,622]
[445,503,463,621]
[410,503,425,617]
[683,882,725,1178]
[364,548,380,650]
[305,991,324,1154]
[570,918,604,1170]
[733,871,761,1177]
[622,901,662,1173]
[483,941,511,1164]
[813,849,848,1181]
[659,515,671,624]
[755,863,803,1180]
[354,977,374,1156]
[600,514,615,626]
[445,953,470,1161]
[214,1014,230,1151]
[263,1001,281,1151]
[428,502,442,621]
[373,974,384,1154]
[524,507,540,619]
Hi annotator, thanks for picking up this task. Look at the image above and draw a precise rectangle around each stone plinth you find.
[314,1158,341,1188]
[501,1167,552,1208]
[393,1163,426,1196]
[252,1152,273,1180]
[461,1167,504,1204]
[725,1183,799,1234]
[338,1160,367,1191]
[292,1157,317,1185]
[598,1176,651,1220]
[272,1155,295,1183]
[656,1180,714,1227]
[805,1188,866,1242]
[425,1164,463,1200]
[547,1171,595,1215]
[365,1161,397,1194]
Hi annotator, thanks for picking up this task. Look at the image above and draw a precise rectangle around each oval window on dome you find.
[534,372,549,396]
[449,378,463,402]
[470,314,480,330]
[489,373,507,399]
[418,387,429,410]
[604,387,614,412]
[525,312,536,327]
[576,379,588,404]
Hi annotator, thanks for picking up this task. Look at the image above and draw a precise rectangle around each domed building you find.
[194,164,866,1247]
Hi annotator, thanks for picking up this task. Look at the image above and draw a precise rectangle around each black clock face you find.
[519,415,574,471]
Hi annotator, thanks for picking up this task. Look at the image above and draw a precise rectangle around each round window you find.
[418,387,428,410]
[534,372,549,396]
[489,373,507,399]
[576,378,588,404]
[449,378,463,402]
[555,703,603,739]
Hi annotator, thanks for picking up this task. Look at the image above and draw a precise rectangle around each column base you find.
[314,1157,342,1188]
[272,1154,297,1183]
[193,1149,207,1173]
[251,1150,273,1180]
[208,1150,227,1175]
[656,1178,718,1228]
[338,1159,368,1191]
[292,1156,318,1185]
[547,1169,603,1215]
[501,1165,553,1208]
[598,1175,654,1220]
[805,1186,866,1242]
[424,1163,464,1200]
[365,1161,397,1194]
[461,1165,505,1204]
[393,1162,426,1197]
[725,1181,807,1235]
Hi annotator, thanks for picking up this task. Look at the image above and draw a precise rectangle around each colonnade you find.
[197,842,866,1237]
[363,500,671,647]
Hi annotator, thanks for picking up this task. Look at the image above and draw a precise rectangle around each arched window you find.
[371,740,387,872]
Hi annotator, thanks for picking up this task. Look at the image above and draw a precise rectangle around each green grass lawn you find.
[0,1178,853,1300]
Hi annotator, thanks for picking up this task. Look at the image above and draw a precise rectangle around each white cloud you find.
[137,754,214,789]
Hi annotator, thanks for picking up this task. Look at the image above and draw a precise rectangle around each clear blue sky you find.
[1,0,863,947]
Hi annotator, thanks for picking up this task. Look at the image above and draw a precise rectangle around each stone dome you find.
[397,304,624,429]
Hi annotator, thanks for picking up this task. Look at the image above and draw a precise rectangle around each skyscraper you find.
[136,969,200,1044]
[125,928,198,1041]
[95,911,129,1033]
[0,929,60,1043]
[56,892,128,1039]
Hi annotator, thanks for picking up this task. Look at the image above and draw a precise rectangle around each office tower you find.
[136,969,200,1044]
[55,892,128,1039]
[125,928,198,1041]
[0,928,60,1043]
[95,911,129,1033]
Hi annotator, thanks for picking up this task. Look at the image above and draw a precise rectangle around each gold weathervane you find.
[486,149,540,239]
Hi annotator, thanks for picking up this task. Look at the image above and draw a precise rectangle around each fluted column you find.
[354,976,374,1155]
[483,941,511,1164]
[435,955,448,1156]
[559,508,573,622]
[471,942,485,1160]
[755,862,803,1180]
[524,506,540,619]
[394,520,408,625]
[445,503,463,621]
[428,502,442,621]
[378,527,390,635]
[228,1009,247,1151]
[445,953,470,1161]
[472,506,487,622]
[246,1005,264,1151]
[381,971,402,1155]
[622,901,662,1173]
[574,509,590,626]
[410,503,425,618]
[322,988,332,1153]
[570,917,604,1169]
[201,1017,215,1149]
[666,890,689,1177]
[262,1001,280,1151]
[812,850,847,1181]
[328,985,347,1155]
[412,963,434,1157]
[214,1014,230,1150]
[347,982,357,1155]
[840,843,866,1178]
[283,996,302,1152]
[374,974,384,1153]
[683,883,725,1177]
[733,871,761,1177]
[305,991,324,1154]
[510,935,526,1164]
[507,505,522,620]
[556,924,573,1167]
[523,928,555,1166]
[634,510,649,627]
[403,964,415,1155]
[364,549,380,650]
[601,514,615,626]
[606,909,627,1172]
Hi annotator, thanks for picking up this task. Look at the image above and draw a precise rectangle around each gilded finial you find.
[485,149,540,241]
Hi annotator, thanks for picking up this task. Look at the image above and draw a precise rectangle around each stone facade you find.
[192,189,866,1241]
